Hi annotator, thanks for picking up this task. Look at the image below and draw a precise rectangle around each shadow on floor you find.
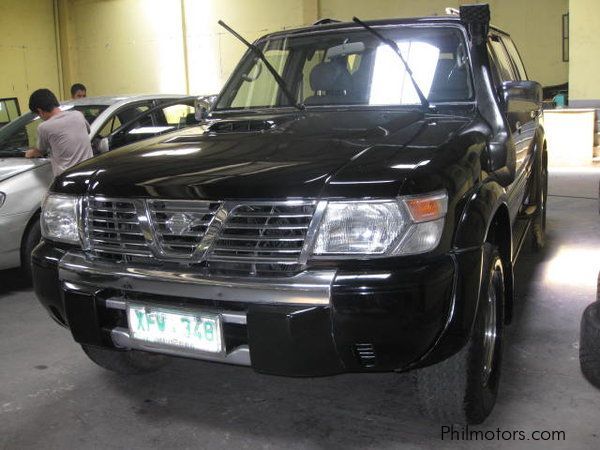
[0,268,31,295]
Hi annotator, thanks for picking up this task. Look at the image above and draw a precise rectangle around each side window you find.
[159,103,197,127]
[98,103,152,138]
[488,35,516,82]
[0,97,20,126]
[502,37,528,80]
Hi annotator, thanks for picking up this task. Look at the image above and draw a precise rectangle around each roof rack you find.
[313,18,341,25]
[445,7,460,16]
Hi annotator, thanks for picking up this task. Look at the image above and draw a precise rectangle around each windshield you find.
[0,104,108,157]
[216,26,472,111]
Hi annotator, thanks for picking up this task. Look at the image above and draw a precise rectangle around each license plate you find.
[127,304,223,353]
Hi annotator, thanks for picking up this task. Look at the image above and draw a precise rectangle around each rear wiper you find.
[218,20,304,111]
[352,17,431,110]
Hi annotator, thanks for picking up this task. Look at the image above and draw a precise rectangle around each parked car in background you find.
[0,94,201,277]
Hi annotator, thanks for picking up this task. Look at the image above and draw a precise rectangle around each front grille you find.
[83,198,316,276]
[206,202,316,276]
[85,198,152,259]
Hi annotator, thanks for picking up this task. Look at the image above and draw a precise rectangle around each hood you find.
[0,158,49,183]
[55,107,484,200]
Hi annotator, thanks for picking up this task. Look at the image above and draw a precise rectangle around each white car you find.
[0,94,202,277]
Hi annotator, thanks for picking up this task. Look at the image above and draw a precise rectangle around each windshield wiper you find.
[352,17,431,110]
[218,20,304,111]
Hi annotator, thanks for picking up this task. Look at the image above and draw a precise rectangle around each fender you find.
[410,180,512,369]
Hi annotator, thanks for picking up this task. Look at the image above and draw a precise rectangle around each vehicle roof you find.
[260,15,508,40]
[60,94,193,107]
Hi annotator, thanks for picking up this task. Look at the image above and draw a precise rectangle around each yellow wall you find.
[320,0,568,86]
[58,0,316,97]
[0,0,61,110]
[0,0,578,107]
[59,0,188,97]
[569,0,600,104]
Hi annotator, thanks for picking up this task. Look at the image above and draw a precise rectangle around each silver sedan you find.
[0,94,201,277]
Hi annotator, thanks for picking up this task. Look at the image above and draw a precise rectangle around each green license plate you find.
[127,304,223,353]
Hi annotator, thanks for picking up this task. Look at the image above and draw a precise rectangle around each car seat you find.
[304,61,353,105]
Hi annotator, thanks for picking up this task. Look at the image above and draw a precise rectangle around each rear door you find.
[488,34,537,218]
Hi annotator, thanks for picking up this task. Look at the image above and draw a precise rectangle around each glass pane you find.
[488,37,516,81]
[502,37,527,80]
[162,104,196,126]
[231,49,290,108]
[217,27,472,110]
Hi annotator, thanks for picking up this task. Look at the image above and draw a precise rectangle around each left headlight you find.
[41,193,81,244]
[312,191,447,257]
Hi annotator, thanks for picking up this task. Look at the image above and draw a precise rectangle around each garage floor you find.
[1,168,599,450]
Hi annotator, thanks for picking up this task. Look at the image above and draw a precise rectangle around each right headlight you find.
[40,193,81,244]
[311,191,447,257]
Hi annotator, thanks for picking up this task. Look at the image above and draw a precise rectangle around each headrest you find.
[310,61,352,94]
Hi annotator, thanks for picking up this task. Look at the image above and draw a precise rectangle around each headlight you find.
[0,192,5,209]
[312,191,447,257]
[41,194,81,244]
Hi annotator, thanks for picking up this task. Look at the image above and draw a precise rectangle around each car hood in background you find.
[0,158,50,183]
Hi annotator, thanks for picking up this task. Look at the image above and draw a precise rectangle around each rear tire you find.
[82,344,169,375]
[416,243,505,424]
[531,151,548,251]
[21,217,41,281]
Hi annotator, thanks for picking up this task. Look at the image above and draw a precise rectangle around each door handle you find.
[515,121,522,133]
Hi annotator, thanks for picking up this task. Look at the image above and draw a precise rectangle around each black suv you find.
[32,5,547,424]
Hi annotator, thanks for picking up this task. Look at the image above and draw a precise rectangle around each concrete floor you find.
[1,168,599,450]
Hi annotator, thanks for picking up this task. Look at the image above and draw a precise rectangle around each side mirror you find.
[500,80,542,113]
[194,95,218,122]
[98,137,110,154]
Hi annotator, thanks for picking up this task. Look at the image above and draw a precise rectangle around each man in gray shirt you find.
[25,88,93,176]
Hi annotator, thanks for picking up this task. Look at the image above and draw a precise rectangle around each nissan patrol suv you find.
[32,5,547,424]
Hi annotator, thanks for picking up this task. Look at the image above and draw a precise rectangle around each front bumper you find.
[32,241,483,376]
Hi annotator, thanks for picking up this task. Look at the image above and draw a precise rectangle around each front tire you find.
[82,344,169,375]
[416,243,505,424]
[21,217,41,281]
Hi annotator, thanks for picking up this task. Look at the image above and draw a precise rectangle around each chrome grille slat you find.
[213,246,301,253]
[223,223,309,230]
[208,255,300,264]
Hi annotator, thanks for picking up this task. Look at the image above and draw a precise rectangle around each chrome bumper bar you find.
[58,252,335,306]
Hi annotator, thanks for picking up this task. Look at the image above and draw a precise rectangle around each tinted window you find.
[488,35,516,82]
[502,37,527,80]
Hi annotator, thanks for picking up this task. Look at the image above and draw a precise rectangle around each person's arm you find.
[25,148,44,158]
[26,126,49,158]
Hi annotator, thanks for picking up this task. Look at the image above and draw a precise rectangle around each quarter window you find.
[488,35,516,81]
[501,37,527,80]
